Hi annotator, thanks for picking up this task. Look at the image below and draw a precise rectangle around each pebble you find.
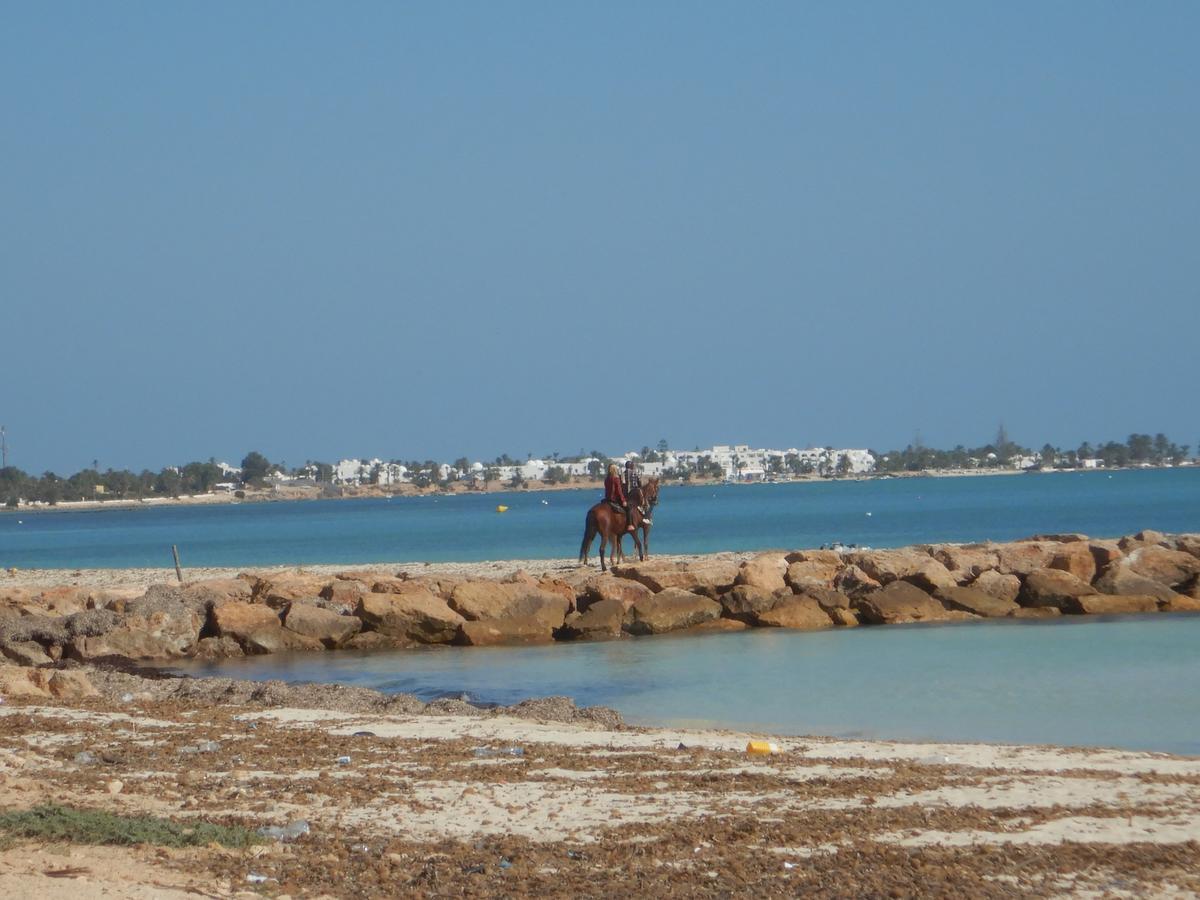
[106,779,123,795]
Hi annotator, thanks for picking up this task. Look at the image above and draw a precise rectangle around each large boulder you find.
[581,574,652,612]
[448,582,569,632]
[902,559,958,593]
[718,584,779,623]
[458,616,555,646]
[537,578,578,608]
[212,601,322,654]
[845,548,933,585]
[1,640,55,666]
[1064,594,1159,615]
[1088,540,1124,571]
[1125,546,1200,589]
[785,549,843,566]
[935,585,1019,618]
[28,586,90,617]
[1020,569,1098,610]
[756,596,834,630]
[283,603,362,648]
[931,545,1000,583]
[624,589,721,636]
[1047,543,1097,584]
[69,594,204,662]
[181,578,254,610]
[0,665,99,700]
[734,554,788,593]
[1175,534,1200,560]
[560,598,626,640]
[785,560,840,591]
[320,579,367,607]
[612,562,739,597]
[832,565,881,598]
[251,573,331,609]
[854,581,951,625]
[996,542,1059,576]
[968,570,1022,603]
[356,590,465,644]
[1094,563,1184,605]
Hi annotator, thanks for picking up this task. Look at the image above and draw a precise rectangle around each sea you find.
[2,467,1197,570]
[5,467,1200,753]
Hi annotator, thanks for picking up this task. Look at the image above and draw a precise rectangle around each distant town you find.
[1,430,1193,508]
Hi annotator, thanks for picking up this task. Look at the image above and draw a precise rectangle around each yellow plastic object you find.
[495,505,509,513]
[745,740,780,755]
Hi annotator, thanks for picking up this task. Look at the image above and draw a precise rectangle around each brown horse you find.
[579,478,660,572]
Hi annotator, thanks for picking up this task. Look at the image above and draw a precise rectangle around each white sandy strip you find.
[880,813,1200,847]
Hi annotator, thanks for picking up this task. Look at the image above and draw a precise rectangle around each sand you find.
[1,674,1199,897]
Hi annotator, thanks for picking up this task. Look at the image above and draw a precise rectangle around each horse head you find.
[642,477,660,511]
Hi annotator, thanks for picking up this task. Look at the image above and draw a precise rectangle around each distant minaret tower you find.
[1,425,7,469]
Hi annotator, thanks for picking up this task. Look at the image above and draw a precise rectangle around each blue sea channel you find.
[1,468,1197,570]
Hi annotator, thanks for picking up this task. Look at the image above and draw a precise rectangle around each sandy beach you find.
[2,665,1199,898]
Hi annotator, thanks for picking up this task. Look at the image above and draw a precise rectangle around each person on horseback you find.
[605,463,636,533]
[624,458,652,526]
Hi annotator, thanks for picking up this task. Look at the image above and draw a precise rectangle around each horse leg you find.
[579,512,598,565]
[599,531,608,573]
[641,525,650,561]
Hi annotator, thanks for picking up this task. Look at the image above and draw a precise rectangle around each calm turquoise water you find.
[173,614,1200,755]
[2,468,1197,569]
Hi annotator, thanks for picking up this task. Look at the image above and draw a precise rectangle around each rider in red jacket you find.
[604,463,635,533]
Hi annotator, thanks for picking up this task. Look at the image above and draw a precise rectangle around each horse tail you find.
[579,509,598,562]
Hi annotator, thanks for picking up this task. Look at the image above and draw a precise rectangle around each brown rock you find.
[537,578,578,609]
[833,565,881,598]
[1047,543,1097,584]
[1095,563,1187,604]
[458,616,555,646]
[1161,592,1200,612]
[561,598,626,640]
[826,607,860,627]
[854,581,950,625]
[31,586,89,617]
[581,574,652,612]
[283,604,362,648]
[968,570,1022,603]
[1088,540,1124,571]
[180,579,253,611]
[213,601,321,654]
[42,669,99,700]
[734,554,789,593]
[0,640,54,667]
[448,582,570,632]
[845,548,933,585]
[356,591,465,644]
[799,587,855,612]
[1065,594,1159,615]
[0,664,52,697]
[503,569,539,586]
[70,596,204,662]
[1026,533,1089,543]
[611,562,739,596]
[784,549,843,566]
[252,574,331,609]
[1135,529,1167,545]
[719,584,778,623]
[1174,534,1200,559]
[1021,568,1098,609]
[1008,607,1062,619]
[193,636,244,658]
[1126,546,1200,588]
[935,585,1019,618]
[756,596,834,630]
[624,589,721,635]
[341,631,410,651]
[677,617,749,635]
[931,545,1000,582]
[902,559,958,594]
[996,542,1059,576]
[320,580,367,607]
[785,560,840,591]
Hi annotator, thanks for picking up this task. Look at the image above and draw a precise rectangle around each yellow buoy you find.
[495,505,508,513]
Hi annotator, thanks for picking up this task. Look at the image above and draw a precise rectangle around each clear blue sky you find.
[3,3,1197,474]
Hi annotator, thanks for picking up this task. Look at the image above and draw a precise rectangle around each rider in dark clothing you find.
[605,463,636,533]
[624,459,652,525]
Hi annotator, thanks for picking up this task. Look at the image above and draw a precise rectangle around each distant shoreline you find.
[3,464,1166,517]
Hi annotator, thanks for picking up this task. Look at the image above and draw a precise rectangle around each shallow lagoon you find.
[174,613,1200,756]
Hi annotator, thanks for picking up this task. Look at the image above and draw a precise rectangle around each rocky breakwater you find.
[2,531,1199,681]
